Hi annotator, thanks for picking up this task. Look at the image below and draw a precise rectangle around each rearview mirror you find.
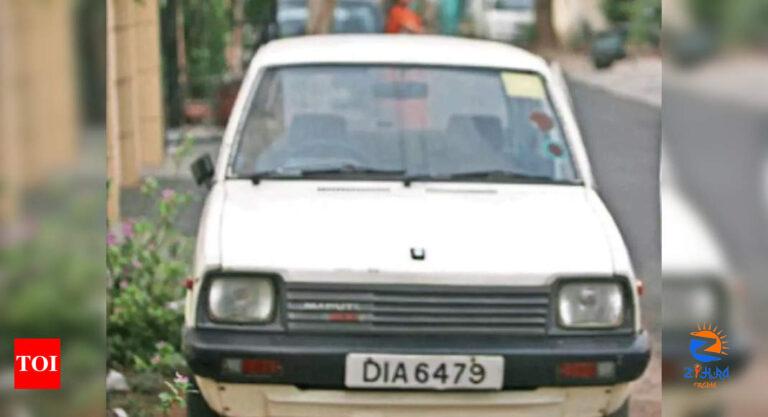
[191,154,215,188]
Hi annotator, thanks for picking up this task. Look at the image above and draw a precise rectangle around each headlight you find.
[208,276,275,323]
[558,282,625,328]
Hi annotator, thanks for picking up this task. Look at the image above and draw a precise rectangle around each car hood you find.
[218,180,618,285]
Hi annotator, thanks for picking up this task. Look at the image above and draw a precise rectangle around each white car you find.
[184,34,649,417]
[470,0,536,44]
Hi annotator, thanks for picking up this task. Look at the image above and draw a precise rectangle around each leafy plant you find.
[601,0,660,46]
[107,178,193,372]
[601,0,633,24]
[158,372,192,416]
[133,340,188,376]
[183,0,229,99]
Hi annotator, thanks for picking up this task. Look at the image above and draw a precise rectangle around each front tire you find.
[187,387,219,417]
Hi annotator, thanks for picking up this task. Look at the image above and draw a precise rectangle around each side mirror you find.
[191,154,215,188]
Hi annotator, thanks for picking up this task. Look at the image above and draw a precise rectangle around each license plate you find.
[345,354,504,390]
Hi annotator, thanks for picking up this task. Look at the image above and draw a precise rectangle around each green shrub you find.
[602,0,661,47]
[601,0,634,24]
[107,178,193,373]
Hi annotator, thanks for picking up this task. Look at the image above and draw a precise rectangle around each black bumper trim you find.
[183,327,651,388]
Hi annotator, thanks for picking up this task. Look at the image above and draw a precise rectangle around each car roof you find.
[254,34,550,73]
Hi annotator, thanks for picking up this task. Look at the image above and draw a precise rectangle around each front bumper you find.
[195,378,631,417]
[184,327,651,388]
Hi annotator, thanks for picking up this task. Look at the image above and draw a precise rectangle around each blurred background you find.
[18,0,765,416]
[662,1,768,417]
[1,0,105,416]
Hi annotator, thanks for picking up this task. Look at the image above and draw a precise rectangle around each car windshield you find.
[495,0,534,11]
[278,1,382,36]
[231,65,580,184]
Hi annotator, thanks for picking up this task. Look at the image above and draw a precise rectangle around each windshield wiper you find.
[241,165,406,184]
[240,170,297,184]
[297,166,406,177]
[404,170,579,185]
[448,170,579,184]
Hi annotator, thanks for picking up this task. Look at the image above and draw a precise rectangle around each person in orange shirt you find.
[385,0,425,34]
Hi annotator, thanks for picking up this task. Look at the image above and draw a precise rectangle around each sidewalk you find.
[145,125,224,180]
[120,125,222,235]
[557,53,662,108]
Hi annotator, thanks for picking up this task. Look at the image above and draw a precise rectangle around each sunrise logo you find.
[689,323,729,363]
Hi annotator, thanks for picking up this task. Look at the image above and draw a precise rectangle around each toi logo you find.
[14,338,61,390]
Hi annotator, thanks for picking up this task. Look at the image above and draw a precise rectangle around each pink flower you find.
[107,232,118,246]
[161,188,176,202]
[151,355,161,365]
[119,280,129,289]
[131,258,142,269]
[174,372,189,385]
[121,220,135,239]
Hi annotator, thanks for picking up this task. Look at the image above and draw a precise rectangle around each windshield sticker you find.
[543,142,564,158]
[500,73,545,99]
[529,111,554,132]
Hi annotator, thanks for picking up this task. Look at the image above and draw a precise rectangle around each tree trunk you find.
[307,0,337,35]
[175,0,188,104]
[0,0,21,227]
[106,0,121,223]
[535,0,558,49]
[228,0,245,77]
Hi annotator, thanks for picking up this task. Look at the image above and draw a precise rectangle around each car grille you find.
[284,283,551,335]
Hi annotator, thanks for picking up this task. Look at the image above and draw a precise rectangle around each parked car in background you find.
[469,0,536,44]
[590,29,627,69]
[276,0,384,38]
[223,0,386,126]
[185,35,649,417]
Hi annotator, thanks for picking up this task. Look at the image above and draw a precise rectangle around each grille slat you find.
[284,283,551,335]
[286,292,549,306]
[287,312,548,325]
[287,302,548,316]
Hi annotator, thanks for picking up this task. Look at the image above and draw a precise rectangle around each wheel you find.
[607,398,629,417]
[186,387,219,417]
